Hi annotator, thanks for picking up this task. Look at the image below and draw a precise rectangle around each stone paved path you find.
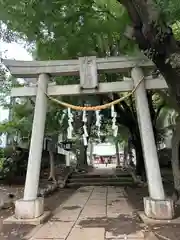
[87,165,116,175]
[26,186,153,240]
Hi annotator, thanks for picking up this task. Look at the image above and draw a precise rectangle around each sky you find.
[0,41,32,146]
[0,42,119,151]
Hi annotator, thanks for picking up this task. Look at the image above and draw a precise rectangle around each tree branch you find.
[117,0,141,27]
[117,0,180,108]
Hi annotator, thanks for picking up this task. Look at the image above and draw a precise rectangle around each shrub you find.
[0,147,5,169]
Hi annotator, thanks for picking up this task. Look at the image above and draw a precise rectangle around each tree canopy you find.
[0,0,135,59]
[0,0,180,104]
[0,0,180,174]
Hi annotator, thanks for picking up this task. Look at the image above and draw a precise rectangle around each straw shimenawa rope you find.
[44,77,144,111]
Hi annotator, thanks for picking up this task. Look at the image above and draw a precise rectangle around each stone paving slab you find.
[80,209,106,219]
[30,221,74,239]
[61,198,89,207]
[52,208,81,221]
[107,202,133,214]
[67,227,105,240]
[87,200,106,205]
[28,186,149,240]
[107,197,133,217]
[105,230,145,239]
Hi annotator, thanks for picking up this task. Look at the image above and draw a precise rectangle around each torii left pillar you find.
[14,74,50,221]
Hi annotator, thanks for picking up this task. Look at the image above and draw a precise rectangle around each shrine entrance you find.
[3,55,174,222]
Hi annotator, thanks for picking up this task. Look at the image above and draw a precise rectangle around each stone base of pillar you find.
[15,197,44,219]
[144,197,175,220]
[3,197,51,225]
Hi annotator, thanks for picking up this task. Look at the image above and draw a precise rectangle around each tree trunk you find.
[76,143,88,170]
[76,108,94,171]
[123,143,128,168]
[135,143,145,177]
[171,121,180,191]
[118,0,180,109]
[48,150,56,182]
[131,132,145,179]
[115,141,120,167]
[127,138,133,164]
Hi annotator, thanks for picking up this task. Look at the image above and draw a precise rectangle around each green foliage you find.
[156,0,180,24]
[172,21,180,40]
[0,0,180,57]
[0,99,33,142]
[0,146,56,182]
[0,64,11,107]
[0,147,4,169]
[0,0,134,59]
[0,57,22,108]
[0,0,179,152]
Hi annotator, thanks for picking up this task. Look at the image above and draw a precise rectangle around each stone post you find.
[131,67,174,220]
[89,141,94,166]
[66,152,70,167]
[15,73,49,220]
[115,141,121,168]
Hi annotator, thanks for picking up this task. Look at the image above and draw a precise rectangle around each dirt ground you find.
[0,187,76,240]
[126,183,180,240]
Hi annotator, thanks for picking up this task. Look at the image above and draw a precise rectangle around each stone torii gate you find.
[3,56,174,224]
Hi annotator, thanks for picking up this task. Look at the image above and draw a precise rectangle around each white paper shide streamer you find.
[67,108,73,139]
[82,110,88,146]
[95,110,101,140]
[111,105,118,137]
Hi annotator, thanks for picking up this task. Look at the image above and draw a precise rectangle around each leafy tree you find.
[0,64,10,106]
[0,0,179,178]
[118,0,180,107]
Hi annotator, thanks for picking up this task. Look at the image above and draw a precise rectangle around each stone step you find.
[68,177,133,183]
[71,173,131,179]
[66,181,135,187]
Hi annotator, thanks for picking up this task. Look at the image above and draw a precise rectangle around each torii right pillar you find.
[131,67,174,220]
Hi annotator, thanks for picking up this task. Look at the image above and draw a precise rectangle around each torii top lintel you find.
[3,55,154,78]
